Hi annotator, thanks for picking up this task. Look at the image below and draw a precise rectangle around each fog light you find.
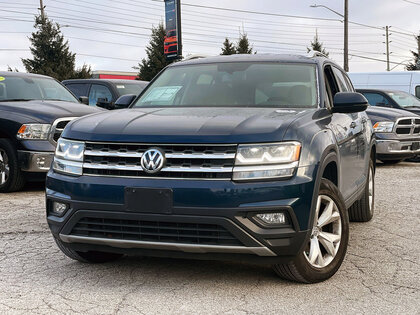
[36,156,46,168]
[52,201,68,216]
[255,212,286,225]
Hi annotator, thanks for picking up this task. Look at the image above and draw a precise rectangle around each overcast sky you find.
[0,0,419,74]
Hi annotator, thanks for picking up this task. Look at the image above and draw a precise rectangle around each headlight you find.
[16,124,51,140]
[373,121,394,133]
[52,138,84,176]
[233,142,301,181]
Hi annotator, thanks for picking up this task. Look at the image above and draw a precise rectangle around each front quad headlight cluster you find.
[233,142,301,181]
[373,121,394,133]
[52,138,85,176]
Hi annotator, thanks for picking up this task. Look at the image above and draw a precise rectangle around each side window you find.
[88,84,113,106]
[362,93,390,107]
[66,83,88,99]
[332,67,349,92]
[416,86,420,99]
[324,65,339,107]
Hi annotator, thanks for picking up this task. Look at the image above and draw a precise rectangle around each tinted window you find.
[362,93,390,107]
[115,83,147,96]
[416,86,420,99]
[0,76,78,103]
[65,83,89,98]
[88,84,113,106]
[324,65,339,107]
[134,63,318,108]
[332,67,350,92]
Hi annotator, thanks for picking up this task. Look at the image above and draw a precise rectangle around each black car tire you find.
[348,160,375,222]
[0,139,26,193]
[54,236,123,263]
[272,178,349,283]
[380,159,402,164]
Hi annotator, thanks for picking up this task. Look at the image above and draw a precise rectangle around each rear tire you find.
[0,139,26,193]
[348,160,375,222]
[54,237,123,263]
[272,179,349,283]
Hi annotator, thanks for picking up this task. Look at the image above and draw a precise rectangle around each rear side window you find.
[416,86,420,99]
[65,83,89,98]
[362,93,390,107]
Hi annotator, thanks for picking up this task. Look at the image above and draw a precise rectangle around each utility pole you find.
[344,0,349,72]
[39,0,45,22]
[385,26,391,71]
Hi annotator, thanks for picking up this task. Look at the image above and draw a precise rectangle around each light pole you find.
[311,2,349,72]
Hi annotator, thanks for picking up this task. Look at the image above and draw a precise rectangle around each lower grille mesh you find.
[70,217,243,246]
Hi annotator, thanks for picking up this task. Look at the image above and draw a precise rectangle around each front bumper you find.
[375,134,420,160]
[46,165,317,263]
[18,150,54,172]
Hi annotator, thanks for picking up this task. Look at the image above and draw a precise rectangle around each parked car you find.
[0,72,103,192]
[349,72,420,99]
[47,53,375,283]
[366,106,420,163]
[62,79,148,109]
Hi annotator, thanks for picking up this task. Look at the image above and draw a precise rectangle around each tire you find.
[348,160,375,222]
[0,139,26,193]
[54,236,123,263]
[273,179,349,283]
[380,159,402,164]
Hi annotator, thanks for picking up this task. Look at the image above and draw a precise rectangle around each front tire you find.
[0,139,25,193]
[54,237,123,263]
[273,179,349,283]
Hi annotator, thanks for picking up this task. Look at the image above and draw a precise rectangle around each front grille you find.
[49,117,76,144]
[83,142,237,179]
[70,217,243,246]
[395,117,420,136]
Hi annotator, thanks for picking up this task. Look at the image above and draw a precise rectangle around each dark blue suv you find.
[46,54,375,283]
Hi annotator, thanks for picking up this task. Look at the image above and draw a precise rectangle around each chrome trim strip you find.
[233,161,298,172]
[84,150,235,160]
[48,117,77,146]
[59,234,277,257]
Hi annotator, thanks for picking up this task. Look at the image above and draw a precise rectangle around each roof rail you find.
[307,50,328,58]
[183,54,211,61]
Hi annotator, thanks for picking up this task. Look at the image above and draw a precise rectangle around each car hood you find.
[400,107,420,116]
[366,106,419,124]
[63,107,310,144]
[0,100,103,123]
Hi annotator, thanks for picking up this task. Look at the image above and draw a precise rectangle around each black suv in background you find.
[47,53,375,283]
[358,89,420,115]
[0,72,102,192]
[63,79,148,109]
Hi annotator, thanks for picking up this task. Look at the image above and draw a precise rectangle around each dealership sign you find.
[164,0,182,60]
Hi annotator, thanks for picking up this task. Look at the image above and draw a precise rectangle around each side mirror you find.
[79,96,89,105]
[96,98,113,109]
[114,94,137,109]
[332,92,368,114]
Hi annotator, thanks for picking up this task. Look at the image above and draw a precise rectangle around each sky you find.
[0,0,419,74]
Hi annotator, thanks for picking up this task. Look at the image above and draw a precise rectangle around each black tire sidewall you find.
[0,139,21,192]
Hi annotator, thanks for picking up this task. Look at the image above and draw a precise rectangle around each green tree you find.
[221,38,236,55]
[73,64,92,79]
[7,66,19,72]
[406,34,420,71]
[22,15,90,80]
[236,33,253,54]
[307,30,329,57]
[136,23,175,81]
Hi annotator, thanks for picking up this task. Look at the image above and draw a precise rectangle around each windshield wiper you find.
[0,99,34,102]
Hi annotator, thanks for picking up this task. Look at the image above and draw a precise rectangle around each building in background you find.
[91,70,138,80]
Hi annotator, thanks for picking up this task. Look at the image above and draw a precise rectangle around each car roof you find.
[170,53,327,67]
[62,79,148,85]
[0,71,55,80]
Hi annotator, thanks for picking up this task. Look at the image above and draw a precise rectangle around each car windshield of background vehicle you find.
[133,62,318,108]
[387,91,420,108]
[115,83,147,96]
[0,76,78,103]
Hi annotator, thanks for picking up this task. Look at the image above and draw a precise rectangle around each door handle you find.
[350,121,357,129]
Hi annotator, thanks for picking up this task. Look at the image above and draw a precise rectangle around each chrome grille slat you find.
[394,117,420,136]
[49,117,77,145]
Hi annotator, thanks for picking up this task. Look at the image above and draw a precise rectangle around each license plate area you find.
[125,187,173,214]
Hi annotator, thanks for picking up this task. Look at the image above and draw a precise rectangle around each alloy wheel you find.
[0,148,10,186]
[304,194,342,268]
[368,166,374,212]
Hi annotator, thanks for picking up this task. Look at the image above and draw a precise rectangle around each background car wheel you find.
[0,139,26,193]
[348,160,375,222]
[380,159,402,164]
[272,178,349,283]
[54,237,123,263]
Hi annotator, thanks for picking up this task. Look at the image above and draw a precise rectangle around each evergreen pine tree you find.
[236,33,253,54]
[136,23,175,81]
[73,64,92,79]
[307,30,329,57]
[221,38,236,55]
[22,15,89,81]
[406,34,420,71]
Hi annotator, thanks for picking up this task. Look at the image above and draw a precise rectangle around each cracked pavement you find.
[0,162,419,314]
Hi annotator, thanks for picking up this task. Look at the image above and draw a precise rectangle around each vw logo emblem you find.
[141,148,165,174]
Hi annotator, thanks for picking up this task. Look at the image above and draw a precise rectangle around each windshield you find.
[115,83,147,96]
[133,62,318,108]
[0,75,78,103]
[387,91,420,108]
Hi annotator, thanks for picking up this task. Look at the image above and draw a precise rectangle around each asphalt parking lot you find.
[0,162,419,314]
